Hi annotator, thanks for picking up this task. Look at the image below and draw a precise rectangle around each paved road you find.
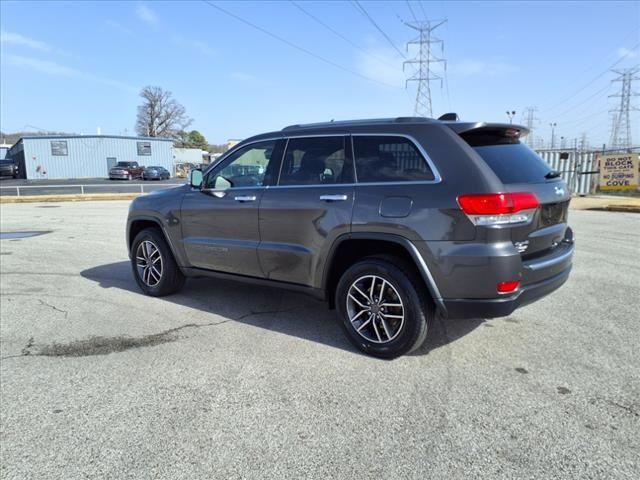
[0,201,638,479]
[0,177,184,196]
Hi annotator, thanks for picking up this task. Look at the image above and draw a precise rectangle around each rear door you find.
[461,129,571,258]
[258,135,354,286]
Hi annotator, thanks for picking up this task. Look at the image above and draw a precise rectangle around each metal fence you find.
[535,149,596,196]
[534,147,639,196]
[0,182,184,197]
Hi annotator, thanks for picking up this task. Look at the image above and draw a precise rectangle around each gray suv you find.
[127,117,574,358]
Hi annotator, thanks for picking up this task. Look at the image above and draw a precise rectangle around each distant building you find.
[0,143,11,160]
[172,147,208,166]
[225,139,242,152]
[5,135,173,179]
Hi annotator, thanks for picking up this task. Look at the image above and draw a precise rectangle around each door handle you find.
[320,194,348,202]
[234,195,257,202]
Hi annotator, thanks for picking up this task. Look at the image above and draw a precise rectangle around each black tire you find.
[336,256,432,359]
[131,227,185,296]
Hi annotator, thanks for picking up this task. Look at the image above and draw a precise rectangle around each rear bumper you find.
[442,262,572,319]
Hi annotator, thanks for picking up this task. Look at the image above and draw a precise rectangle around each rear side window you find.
[472,144,552,184]
[353,136,435,183]
[279,136,352,185]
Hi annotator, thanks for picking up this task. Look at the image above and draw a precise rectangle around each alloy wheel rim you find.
[135,240,163,287]
[346,275,405,344]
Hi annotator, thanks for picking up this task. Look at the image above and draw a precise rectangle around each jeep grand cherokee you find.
[126,117,574,358]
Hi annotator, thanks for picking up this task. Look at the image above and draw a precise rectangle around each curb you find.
[584,206,640,213]
[0,193,140,203]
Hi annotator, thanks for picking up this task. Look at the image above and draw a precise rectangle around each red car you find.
[109,161,144,180]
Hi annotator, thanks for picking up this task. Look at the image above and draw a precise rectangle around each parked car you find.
[142,166,171,181]
[126,116,574,358]
[109,161,144,180]
[0,159,19,178]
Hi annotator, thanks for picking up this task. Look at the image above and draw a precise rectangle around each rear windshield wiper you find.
[545,170,561,179]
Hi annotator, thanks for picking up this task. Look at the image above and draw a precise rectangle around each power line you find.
[406,1,418,22]
[289,1,397,69]
[201,1,399,88]
[541,41,640,113]
[418,1,429,21]
[539,27,640,110]
[352,1,407,59]
[551,83,612,120]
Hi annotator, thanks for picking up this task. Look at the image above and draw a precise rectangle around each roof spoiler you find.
[445,122,530,137]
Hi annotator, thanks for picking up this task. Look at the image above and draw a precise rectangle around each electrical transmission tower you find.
[608,67,639,151]
[522,107,538,147]
[403,19,447,118]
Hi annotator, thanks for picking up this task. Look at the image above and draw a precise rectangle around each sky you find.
[1,0,639,147]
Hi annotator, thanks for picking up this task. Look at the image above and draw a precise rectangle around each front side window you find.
[353,136,435,183]
[204,140,277,189]
[137,141,151,155]
[51,140,68,156]
[279,136,351,186]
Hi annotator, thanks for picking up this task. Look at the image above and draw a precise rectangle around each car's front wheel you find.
[131,228,185,296]
[336,256,432,359]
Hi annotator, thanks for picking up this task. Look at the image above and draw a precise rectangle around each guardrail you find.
[0,183,185,197]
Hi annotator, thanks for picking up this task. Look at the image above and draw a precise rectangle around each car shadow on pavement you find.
[81,261,485,358]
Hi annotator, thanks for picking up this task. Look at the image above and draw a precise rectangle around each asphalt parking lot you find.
[1,201,638,479]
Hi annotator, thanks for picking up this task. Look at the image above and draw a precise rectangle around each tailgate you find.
[456,124,572,258]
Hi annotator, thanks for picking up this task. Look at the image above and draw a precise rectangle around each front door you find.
[180,140,284,277]
[258,135,354,287]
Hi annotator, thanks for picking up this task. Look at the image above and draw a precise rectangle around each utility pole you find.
[549,122,557,149]
[522,106,538,147]
[608,67,639,151]
[403,19,447,118]
[506,110,516,124]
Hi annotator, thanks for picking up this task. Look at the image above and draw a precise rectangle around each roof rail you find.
[282,116,435,131]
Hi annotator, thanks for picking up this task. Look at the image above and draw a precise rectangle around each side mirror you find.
[189,169,203,188]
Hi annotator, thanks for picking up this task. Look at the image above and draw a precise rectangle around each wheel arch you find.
[127,216,178,261]
[322,233,446,315]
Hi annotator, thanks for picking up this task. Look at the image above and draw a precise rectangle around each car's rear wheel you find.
[131,228,185,296]
[336,256,431,359]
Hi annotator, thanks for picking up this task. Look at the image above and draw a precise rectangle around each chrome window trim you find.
[202,132,443,189]
[351,133,442,184]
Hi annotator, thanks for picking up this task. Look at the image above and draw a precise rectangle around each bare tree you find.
[135,86,192,138]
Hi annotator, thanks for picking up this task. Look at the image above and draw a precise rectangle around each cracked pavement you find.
[1,200,639,479]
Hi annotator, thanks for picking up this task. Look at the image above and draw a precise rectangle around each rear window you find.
[472,143,552,184]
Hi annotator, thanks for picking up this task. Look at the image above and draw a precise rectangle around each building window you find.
[51,141,68,156]
[137,141,152,156]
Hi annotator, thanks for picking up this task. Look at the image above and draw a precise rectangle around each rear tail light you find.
[457,192,539,226]
[497,280,520,294]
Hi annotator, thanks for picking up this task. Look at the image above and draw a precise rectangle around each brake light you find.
[497,280,520,294]
[457,192,539,226]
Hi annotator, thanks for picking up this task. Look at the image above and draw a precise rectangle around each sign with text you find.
[597,153,639,191]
